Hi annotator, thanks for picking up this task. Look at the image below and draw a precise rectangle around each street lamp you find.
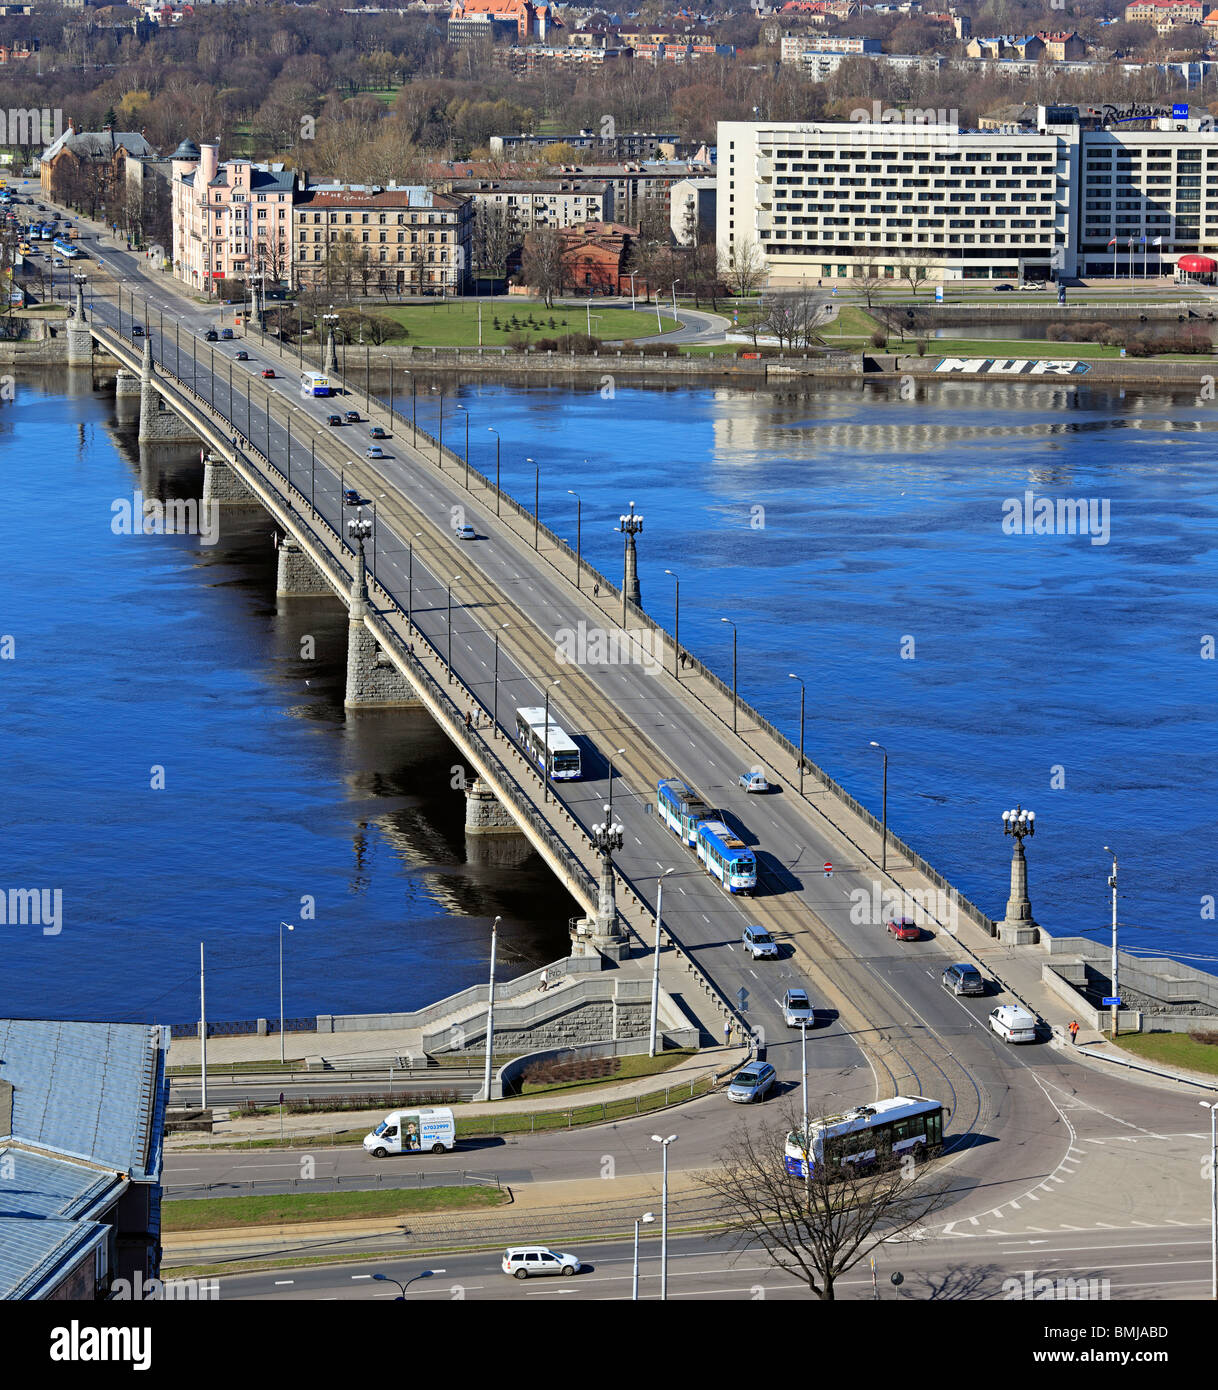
[607,746,626,821]
[1000,807,1038,938]
[406,531,422,627]
[278,921,295,1065]
[456,403,470,489]
[1201,1101,1217,1302]
[721,618,737,732]
[447,574,461,683]
[869,741,889,873]
[650,1134,678,1301]
[527,456,539,549]
[488,428,501,515]
[633,1212,656,1300]
[372,1270,441,1299]
[568,487,582,589]
[665,569,680,679]
[493,623,509,735]
[1105,845,1119,1038]
[482,915,500,1103]
[649,868,675,1057]
[542,679,559,802]
[617,502,644,622]
[788,673,806,797]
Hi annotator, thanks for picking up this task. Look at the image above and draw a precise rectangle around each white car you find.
[454,524,476,540]
[502,1246,581,1279]
[989,1004,1037,1043]
[783,988,815,1028]
[738,770,770,793]
[742,925,778,959]
[1020,282,1046,291]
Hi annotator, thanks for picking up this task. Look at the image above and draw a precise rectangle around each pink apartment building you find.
[171,140,297,295]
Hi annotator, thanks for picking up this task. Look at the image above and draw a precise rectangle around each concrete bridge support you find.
[138,338,198,445]
[464,777,520,836]
[115,369,141,399]
[66,285,92,367]
[202,452,259,508]
[344,527,420,709]
[275,537,332,599]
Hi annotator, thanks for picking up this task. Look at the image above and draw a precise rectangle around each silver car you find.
[742,924,778,959]
[727,1061,776,1103]
[783,988,815,1028]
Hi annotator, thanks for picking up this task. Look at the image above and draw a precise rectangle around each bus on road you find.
[515,707,581,781]
[694,818,756,893]
[656,777,712,846]
[784,1096,946,1180]
[51,238,78,259]
[300,370,332,396]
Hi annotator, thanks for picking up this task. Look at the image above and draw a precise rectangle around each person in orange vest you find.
[1068,1020,1080,1045]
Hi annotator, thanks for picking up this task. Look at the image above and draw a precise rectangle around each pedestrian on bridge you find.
[1069,1019,1080,1045]
[723,1020,732,1047]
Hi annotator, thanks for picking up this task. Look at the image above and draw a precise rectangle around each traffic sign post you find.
[824,862,833,877]
[1101,997,1122,1007]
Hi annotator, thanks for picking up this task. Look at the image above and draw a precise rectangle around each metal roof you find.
[0,1215,109,1302]
[0,1020,169,1181]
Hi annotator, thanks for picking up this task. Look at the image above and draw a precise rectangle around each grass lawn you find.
[164,1185,508,1232]
[1113,1031,1218,1076]
[519,1048,693,1097]
[376,301,678,346]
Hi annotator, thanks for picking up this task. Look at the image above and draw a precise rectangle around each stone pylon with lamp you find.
[999,805,1039,943]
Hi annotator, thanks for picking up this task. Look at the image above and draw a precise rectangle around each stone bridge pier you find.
[275,536,332,600]
[66,284,93,368]
[137,338,199,445]
[344,526,420,710]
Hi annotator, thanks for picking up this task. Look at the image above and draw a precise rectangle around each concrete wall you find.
[497,1032,700,1095]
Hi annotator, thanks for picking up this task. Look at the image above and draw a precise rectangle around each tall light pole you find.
[482,915,500,1102]
[488,427,501,515]
[406,531,422,627]
[278,920,295,1065]
[618,501,643,621]
[542,679,559,802]
[649,868,674,1057]
[1000,807,1038,938]
[665,569,680,679]
[493,623,509,735]
[447,574,461,682]
[800,1016,809,1137]
[1105,845,1119,1038]
[788,673,806,797]
[456,403,470,489]
[568,487,582,588]
[720,617,738,731]
[870,741,889,873]
[199,941,207,1110]
[650,1134,677,1300]
[633,1212,656,1300]
[527,456,539,549]
[607,746,625,820]
[1201,1100,1217,1302]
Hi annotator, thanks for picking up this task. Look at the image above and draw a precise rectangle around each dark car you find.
[942,963,986,996]
[342,487,369,506]
[235,350,249,361]
[131,324,145,336]
[368,426,387,439]
[344,410,361,423]
[327,414,343,426]
[204,329,218,341]
[887,917,921,942]
[993,283,1014,292]
[220,327,234,340]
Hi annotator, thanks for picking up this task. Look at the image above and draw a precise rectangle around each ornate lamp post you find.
[999,806,1038,941]
[617,500,644,622]
[586,805,627,959]
[347,513,372,615]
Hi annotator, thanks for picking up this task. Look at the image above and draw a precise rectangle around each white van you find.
[364,1107,456,1157]
[989,1005,1038,1044]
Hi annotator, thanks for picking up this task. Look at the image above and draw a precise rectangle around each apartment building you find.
[779,32,881,58]
[442,177,612,236]
[489,131,692,161]
[293,184,472,295]
[1124,0,1203,28]
[171,141,296,294]
[720,112,1218,286]
[671,176,717,244]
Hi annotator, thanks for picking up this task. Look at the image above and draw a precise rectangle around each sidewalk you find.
[166,1043,746,1148]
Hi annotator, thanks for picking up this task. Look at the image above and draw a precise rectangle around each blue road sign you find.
[1173,104,1189,119]
[1102,996,1122,1006]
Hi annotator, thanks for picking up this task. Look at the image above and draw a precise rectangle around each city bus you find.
[300,370,332,396]
[51,238,78,259]
[694,819,756,893]
[515,706,581,781]
[656,777,713,846]
[784,1096,947,1180]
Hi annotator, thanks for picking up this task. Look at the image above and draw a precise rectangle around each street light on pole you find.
[607,746,626,821]
[543,679,559,802]
[1201,1100,1217,1302]
[456,403,470,489]
[278,921,295,1065]
[488,428,501,516]
[447,574,461,682]
[493,623,509,735]
[568,487,582,589]
[649,868,675,1057]
[527,456,539,549]
[407,531,422,628]
[1105,845,1119,1038]
[665,570,680,679]
[788,673,806,797]
[650,1134,678,1300]
[869,741,889,873]
[721,618,737,731]
[633,1212,656,1300]
[482,916,500,1102]
[372,1270,442,1299]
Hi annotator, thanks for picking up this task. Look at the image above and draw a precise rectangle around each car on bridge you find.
[742,924,778,959]
[502,1247,581,1279]
[327,413,343,426]
[366,445,386,459]
[235,350,249,360]
[343,487,370,506]
[369,426,388,439]
[204,329,218,341]
[131,324,145,336]
[887,916,921,942]
[261,368,275,379]
[220,328,234,340]
[941,963,985,996]
[727,1060,776,1103]
[739,770,770,794]
[454,523,476,541]
[783,988,815,1028]
[344,410,361,423]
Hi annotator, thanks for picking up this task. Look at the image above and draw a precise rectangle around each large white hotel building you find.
[718,108,1218,285]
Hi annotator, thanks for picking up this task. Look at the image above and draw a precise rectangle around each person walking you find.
[465,709,472,731]
[539,968,549,992]
[1068,1019,1080,1046]
[723,1020,732,1047]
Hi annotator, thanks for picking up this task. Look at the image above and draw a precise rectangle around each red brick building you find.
[558,221,641,294]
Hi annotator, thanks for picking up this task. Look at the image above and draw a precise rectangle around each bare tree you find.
[697,1108,950,1301]
[896,247,938,297]
[723,235,766,299]
[520,226,565,309]
[471,205,515,283]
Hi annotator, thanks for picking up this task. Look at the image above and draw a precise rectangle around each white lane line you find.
[274,1280,294,1286]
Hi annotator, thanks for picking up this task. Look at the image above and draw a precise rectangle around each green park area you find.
[163,1184,508,1232]
[375,300,679,347]
[1114,1031,1218,1077]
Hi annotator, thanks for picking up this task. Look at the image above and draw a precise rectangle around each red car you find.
[261,368,275,379]
[887,917,920,942]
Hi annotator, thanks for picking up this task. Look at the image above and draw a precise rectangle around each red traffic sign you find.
[824,862,833,876]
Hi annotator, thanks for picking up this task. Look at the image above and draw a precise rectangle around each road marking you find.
[274,1280,294,1286]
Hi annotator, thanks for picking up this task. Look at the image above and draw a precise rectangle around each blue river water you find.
[1,370,1215,1026]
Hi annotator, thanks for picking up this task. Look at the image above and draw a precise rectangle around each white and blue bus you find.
[51,238,78,259]
[515,706,581,781]
[694,818,756,894]
[300,370,332,397]
[656,777,713,846]
[784,1096,946,1179]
